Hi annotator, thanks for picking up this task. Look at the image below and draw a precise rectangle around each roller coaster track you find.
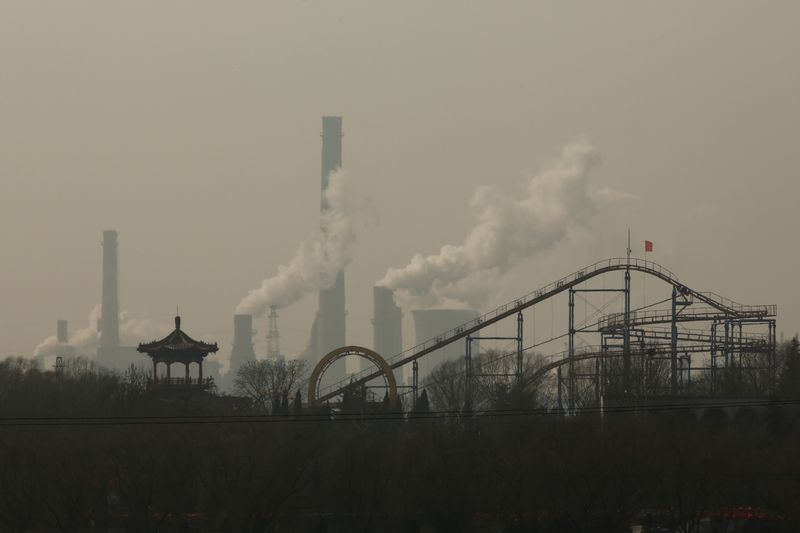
[525,343,717,385]
[316,258,776,403]
[611,327,769,347]
[598,306,771,332]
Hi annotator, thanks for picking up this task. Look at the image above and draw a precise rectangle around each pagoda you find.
[137,315,218,390]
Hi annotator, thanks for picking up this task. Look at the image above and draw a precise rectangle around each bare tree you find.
[424,350,545,412]
[234,359,308,413]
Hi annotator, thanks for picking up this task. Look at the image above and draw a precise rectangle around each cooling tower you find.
[412,309,479,377]
[100,230,120,349]
[304,116,347,382]
[230,314,257,372]
[373,287,402,359]
[57,320,68,343]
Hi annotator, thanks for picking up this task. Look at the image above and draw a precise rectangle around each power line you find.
[0,398,795,427]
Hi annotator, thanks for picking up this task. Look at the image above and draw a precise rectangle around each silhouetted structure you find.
[100,230,119,349]
[267,306,282,359]
[57,320,68,343]
[138,315,218,390]
[226,313,256,389]
[373,286,402,359]
[304,116,347,380]
[96,230,137,370]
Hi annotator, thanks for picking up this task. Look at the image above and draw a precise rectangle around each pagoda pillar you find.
[198,361,203,382]
[166,363,171,381]
[153,361,157,384]
[185,363,190,384]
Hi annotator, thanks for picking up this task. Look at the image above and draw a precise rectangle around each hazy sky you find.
[2,2,799,365]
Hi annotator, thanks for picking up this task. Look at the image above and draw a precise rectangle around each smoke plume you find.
[33,305,169,359]
[236,170,373,317]
[378,141,602,309]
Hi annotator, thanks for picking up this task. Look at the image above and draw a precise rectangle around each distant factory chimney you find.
[57,320,68,344]
[373,287,402,359]
[55,319,76,359]
[267,306,281,359]
[230,314,256,373]
[305,116,347,380]
[100,230,120,349]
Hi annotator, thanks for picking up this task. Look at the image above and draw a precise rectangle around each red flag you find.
[645,240,653,252]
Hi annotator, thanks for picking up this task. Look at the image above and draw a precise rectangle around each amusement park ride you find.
[307,255,777,414]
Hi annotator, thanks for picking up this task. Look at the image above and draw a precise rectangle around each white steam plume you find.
[236,170,374,317]
[378,141,603,309]
[33,305,169,359]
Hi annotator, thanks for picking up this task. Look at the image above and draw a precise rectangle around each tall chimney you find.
[230,314,256,373]
[315,116,347,380]
[373,287,402,358]
[57,320,68,343]
[100,230,120,349]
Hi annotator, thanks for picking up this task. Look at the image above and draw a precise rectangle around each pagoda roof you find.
[137,316,218,356]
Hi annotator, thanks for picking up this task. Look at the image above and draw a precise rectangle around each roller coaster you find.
[308,257,777,413]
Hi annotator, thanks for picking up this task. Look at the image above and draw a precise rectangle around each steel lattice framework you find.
[310,258,777,411]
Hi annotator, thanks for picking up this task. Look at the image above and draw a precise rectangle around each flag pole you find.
[627,228,631,264]
[643,241,646,307]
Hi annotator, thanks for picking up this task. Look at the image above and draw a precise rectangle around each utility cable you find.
[0,397,795,427]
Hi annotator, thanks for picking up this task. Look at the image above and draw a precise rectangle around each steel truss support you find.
[623,263,631,394]
[769,320,777,392]
[710,317,776,394]
[671,286,692,394]
[412,360,419,405]
[568,289,576,414]
[570,288,622,411]
[464,335,473,411]
[516,311,524,383]
[557,366,563,414]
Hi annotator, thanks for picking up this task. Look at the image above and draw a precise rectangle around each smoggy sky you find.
[2,2,799,366]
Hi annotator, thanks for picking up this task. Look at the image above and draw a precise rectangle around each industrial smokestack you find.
[57,320,68,344]
[315,116,347,380]
[320,116,343,210]
[230,314,256,373]
[373,287,402,358]
[100,230,120,349]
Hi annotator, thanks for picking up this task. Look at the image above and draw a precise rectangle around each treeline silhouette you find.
[0,337,799,532]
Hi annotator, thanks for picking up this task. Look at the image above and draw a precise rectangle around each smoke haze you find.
[2,2,799,360]
[378,142,602,309]
[33,305,169,359]
[236,170,374,317]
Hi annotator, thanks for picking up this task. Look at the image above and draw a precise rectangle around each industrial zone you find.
[6,117,798,533]
[37,116,780,417]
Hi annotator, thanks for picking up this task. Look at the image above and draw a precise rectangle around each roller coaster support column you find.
[711,321,718,393]
[769,320,777,392]
[670,287,691,395]
[724,320,730,371]
[464,336,473,412]
[671,287,678,394]
[623,261,631,395]
[557,366,564,414]
[568,289,576,414]
[412,360,419,405]
[516,311,524,383]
